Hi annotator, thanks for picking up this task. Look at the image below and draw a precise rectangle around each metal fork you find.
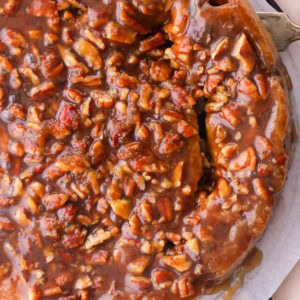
[258,12,300,51]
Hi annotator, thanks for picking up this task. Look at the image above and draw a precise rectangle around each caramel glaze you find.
[0,0,291,299]
[205,248,263,300]
[165,0,290,287]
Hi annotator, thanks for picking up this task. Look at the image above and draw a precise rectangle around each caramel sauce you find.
[205,248,263,300]
[0,0,290,298]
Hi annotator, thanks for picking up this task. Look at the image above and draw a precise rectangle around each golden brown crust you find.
[232,0,278,71]
[166,0,290,289]
[202,0,290,283]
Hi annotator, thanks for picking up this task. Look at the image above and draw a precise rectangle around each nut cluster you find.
[0,0,289,299]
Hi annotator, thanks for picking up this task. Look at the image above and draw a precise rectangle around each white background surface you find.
[274,261,300,300]
[275,0,300,24]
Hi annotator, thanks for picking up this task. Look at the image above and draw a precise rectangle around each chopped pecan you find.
[253,178,270,204]
[9,69,22,89]
[0,262,11,279]
[173,36,193,55]
[63,88,82,104]
[57,204,78,222]
[0,0,19,15]
[40,51,64,78]
[104,22,137,44]
[221,143,239,158]
[1,28,26,55]
[140,201,153,223]
[174,277,195,298]
[230,177,250,195]
[211,38,229,60]
[150,61,172,82]
[118,1,148,34]
[215,56,237,72]
[75,275,92,290]
[71,74,102,86]
[55,271,74,287]
[109,199,132,220]
[57,44,88,72]
[55,153,90,174]
[63,228,87,249]
[115,72,138,88]
[43,287,62,297]
[43,193,68,211]
[19,67,40,86]
[82,28,105,50]
[162,255,192,272]
[221,103,240,127]
[152,269,174,289]
[204,73,225,96]
[44,119,71,140]
[171,85,196,108]
[74,39,103,70]
[27,0,57,17]
[124,176,136,196]
[91,90,114,109]
[0,55,13,73]
[159,133,183,155]
[29,81,55,98]
[215,124,227,144]
[9,103,26,120]
[58,103,80,129]
[138,83,153,111]
[238,77,261,101]
[107,52,124,67]
[157,197,173,222]
[257,163,272,178]
[87,6,111,28]
[2,190,18,206]
[130,276,152,289]
[163,110,183,122]
[127,256,150,275]
[229,147,257,172]
[172,161,184,188]
[186,238,200,256]
[177,121,198,138]
[140,32,165,53]
[135,125,149,140]
[232,33,255,73]
[85,250,109,266]
[254,74,268,99]
[0,216,14,231]
[217,178,232,198]
[84,228,112,250]
[254,135,272,160]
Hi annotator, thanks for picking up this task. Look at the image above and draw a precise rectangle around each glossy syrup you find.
[204,248,263,300]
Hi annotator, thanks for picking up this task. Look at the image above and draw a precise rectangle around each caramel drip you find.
[205,248,263,300]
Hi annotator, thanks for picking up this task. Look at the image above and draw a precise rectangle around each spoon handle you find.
[258,12,300,51]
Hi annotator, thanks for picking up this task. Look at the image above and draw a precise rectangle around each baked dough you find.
[0,0,290,298]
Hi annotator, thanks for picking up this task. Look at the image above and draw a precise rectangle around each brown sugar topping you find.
[0,0,290,299]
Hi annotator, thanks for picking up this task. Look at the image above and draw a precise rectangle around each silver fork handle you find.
[258,12,300,51]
